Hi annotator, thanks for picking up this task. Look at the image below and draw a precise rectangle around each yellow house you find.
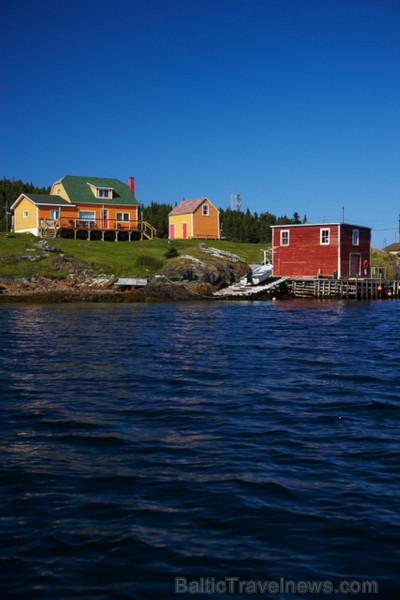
[168,197,220,240]
[11,175,156,240]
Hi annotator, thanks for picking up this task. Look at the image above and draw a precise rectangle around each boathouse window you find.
[116,212,130,222]
[352,229,360,246]
[320,229,330,245]
[281,230,289,246]
[202,204,209,216]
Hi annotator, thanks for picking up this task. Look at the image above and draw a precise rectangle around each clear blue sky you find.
[1,0,399,248]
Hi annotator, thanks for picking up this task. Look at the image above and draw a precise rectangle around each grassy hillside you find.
[0,234,270,279]
[1,234,397,281]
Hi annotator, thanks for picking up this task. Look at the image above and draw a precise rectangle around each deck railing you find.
[40,217,157,239]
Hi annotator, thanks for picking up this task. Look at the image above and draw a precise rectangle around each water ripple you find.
[0,301,399,598]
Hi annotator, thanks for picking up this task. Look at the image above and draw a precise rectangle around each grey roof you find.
[17,194,74,207]
[169,197,210,216]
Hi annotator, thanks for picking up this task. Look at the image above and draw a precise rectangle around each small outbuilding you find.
[383,243,400,256]
[271,223,371,278]
[168,197,220,240]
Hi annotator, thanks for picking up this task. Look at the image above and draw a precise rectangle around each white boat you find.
[240,262,273,286]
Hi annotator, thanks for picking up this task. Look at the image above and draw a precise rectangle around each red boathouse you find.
[271,223,371,279]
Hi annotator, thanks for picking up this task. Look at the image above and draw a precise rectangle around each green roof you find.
[60,176,138,206]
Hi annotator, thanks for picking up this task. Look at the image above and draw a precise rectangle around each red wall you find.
[272,224,371,278]
[340,224,371,277]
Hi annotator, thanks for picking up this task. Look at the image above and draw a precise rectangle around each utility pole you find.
[398,212,400,243]
[5,199,8,234]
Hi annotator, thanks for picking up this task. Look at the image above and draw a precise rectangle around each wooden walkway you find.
[213,277,288,299]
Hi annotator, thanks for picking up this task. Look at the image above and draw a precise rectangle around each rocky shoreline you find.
[0,242,249,303]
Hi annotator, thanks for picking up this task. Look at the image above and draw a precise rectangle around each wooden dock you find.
[288,278,400,300]
[214,277,400,300]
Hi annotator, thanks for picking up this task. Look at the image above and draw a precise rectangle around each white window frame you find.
[280,230,289,246]
[320,228,330,245]
[116,212,130,222]
[202,204,209,216]
[56,188,61,195]
[50,209,59,220]
[97,188,112,199]
[78,210,96,226]
[23,210,29,218]
[352,229,360,246]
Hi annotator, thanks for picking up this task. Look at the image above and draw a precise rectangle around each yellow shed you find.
[168,197,220,240]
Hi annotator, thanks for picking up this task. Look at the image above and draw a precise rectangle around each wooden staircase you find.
[140,221,157,240]
[40,227,58,239]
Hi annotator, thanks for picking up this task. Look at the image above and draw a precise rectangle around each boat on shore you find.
[240,262,273,286]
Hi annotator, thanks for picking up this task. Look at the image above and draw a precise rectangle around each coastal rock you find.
[157,255,248,288]
[36,239,60,252]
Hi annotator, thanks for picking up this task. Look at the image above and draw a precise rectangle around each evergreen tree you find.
[0,177,50,232]
[140,201,173,238]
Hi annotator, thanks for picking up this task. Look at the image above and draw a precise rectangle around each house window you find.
[352,229,359,246]
[320,228,330,245]
[23,210,29,218]
[78,210,96,226]
[98,188,112,199]
[50,209,59,219]
[56,189,61,195]
[202,204,209,216]
[116,212,130,222]
[280,230,289,246]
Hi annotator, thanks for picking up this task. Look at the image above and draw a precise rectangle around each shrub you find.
[164,245,180,259]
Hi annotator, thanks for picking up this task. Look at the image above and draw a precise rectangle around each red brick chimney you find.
[128,177,135,194]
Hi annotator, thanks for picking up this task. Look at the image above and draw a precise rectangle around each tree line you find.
[141,203,307,243]
[1,177,306,242]
[0,178,50,231]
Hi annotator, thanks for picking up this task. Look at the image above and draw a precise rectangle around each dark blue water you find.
[0,300,399,599]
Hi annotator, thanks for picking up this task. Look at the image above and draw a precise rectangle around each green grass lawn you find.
[0,234,271,279]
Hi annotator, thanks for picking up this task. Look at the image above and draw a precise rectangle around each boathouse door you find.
[102,209,109,229]
[350,253,361,277]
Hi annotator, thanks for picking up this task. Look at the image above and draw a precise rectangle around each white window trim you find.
[78,210,96,226]
[23,210,29,218]
[116,212,130,222]
[50,209,59,219]
[202,204,209,216]
[352,229,360,246]
[320,228,330,245]
[280,230,289,246]
[97,188,113,199]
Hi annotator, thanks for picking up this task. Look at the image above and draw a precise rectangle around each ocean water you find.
[0,300,399,599]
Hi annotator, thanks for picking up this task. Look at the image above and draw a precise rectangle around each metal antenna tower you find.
[231,193,242,211]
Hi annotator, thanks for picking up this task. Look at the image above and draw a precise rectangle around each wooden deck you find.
[40,218,157,241]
